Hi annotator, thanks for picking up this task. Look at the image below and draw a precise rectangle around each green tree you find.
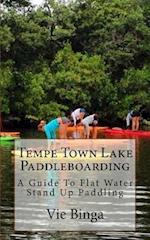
[1,0,31,8]
[72,0,150,78]
[1,0,75,67]
[51,45,117,119]
[1,0,150,125]
[0,62,13,114]
[117,65,150,118]
[1,11,50,67]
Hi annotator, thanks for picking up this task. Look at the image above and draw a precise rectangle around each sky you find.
[31,0,44,6]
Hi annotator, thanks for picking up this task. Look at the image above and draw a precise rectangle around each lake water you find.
[0,130,150,240]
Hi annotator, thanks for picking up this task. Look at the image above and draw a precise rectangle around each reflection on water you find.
[0,131,150,239]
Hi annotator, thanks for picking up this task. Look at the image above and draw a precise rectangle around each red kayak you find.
[104,128,150,137]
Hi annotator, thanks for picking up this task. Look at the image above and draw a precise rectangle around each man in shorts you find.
[126,110,141,131]
[81,114,99,138]
[71,108,86,126]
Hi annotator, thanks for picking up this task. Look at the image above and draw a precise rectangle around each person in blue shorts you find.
[38,117,70,139]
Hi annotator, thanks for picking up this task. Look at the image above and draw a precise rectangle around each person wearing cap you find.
[71,108,86,126]
[38,117,70,139]
[81,114,99,138]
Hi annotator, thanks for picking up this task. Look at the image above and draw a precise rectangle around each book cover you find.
[0,0,150,240]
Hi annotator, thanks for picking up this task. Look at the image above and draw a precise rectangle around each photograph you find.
[0,0,150,239]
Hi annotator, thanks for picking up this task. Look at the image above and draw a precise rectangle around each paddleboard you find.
[104,128,150,137]
[0,136,19,141]
[67,126,109,132]
[0,132,20,137]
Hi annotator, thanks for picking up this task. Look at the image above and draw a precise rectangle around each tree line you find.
[1,0,150,124]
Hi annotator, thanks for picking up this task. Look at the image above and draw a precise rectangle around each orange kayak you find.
[0,132,20,137]
[67,126,108,132]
